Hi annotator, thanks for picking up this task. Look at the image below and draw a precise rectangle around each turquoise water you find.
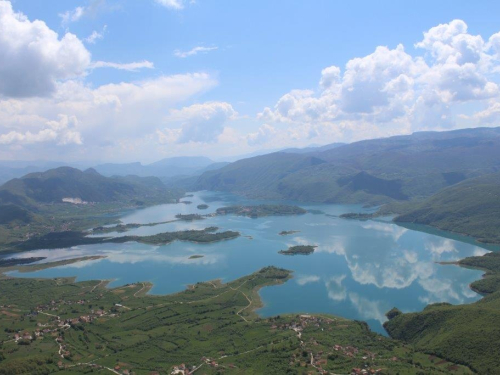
[5,191,490,334]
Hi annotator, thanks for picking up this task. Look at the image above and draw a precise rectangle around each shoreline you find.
[1,241,495,342]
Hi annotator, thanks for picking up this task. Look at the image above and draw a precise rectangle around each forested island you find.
[279,230,300,236]
[91,220,177,234]
[339,212,377,220]
[10,227,239,251]
[117,227,239,245]
[175,213,204,221]
[197,204,209,209]
[216,204,306,218]
[279,245,317,255]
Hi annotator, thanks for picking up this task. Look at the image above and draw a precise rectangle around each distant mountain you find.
[394,171,500,243]
[0,160,92,185]
[197,152,328,199]
[93,156,220,178]
[280,142,345,154]
[195,127,500,204]
[0,167,176,206]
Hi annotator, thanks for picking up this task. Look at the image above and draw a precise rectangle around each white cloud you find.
[85,25,107,44]
[59,6,85,26]
[0,1,91,98]
[0,114,82,145]
[469,100,500,123]
[90,60,155,71]
[258,19,500,145]
[0,129,57,145]
[59,0,107,26]
[158,102,237,144]
[0,73,218,158]
[174,46,218,58]
[155,0,186,10]
[246,124,276,146]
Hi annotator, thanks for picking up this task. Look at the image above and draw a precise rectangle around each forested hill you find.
[0,167,177,206]
[195,127,500,205]
[394,171,500,243]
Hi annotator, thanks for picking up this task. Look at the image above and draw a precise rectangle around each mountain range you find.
[195,127,500,205]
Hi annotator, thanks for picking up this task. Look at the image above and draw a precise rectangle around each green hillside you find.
[196,127,500,204]
[394,172,500,243]
[0,167,175,205]
[0,167,183,249]
[384,252,500,374]
[0,204,34,225]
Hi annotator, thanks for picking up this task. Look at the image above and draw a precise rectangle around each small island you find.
[279,245,317,256]
[91,220,176,234]
[175,213,204,221]
[197,204,209,210]
[340,212,376,220]
[279,230,300,236]
[216,204,306,218]
[188,255,204,259]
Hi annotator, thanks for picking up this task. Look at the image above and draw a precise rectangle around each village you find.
[1,297,128,373]
[169,315,389,375]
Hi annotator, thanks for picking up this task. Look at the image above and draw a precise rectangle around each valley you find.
[1,128,500,374]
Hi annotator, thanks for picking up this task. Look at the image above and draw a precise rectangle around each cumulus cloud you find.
[158,102,237,144]
[258,19,500,145]
[0,114,81,145]
[0,1,91,98]
[174,46,218,58]
[246,124,276,146]
[0,73,218,158]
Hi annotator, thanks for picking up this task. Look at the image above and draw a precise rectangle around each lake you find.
[5,191,490,334]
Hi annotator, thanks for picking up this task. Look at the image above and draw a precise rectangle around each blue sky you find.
[2,0,500,162]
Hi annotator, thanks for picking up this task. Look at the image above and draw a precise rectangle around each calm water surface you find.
[5,191,491,334]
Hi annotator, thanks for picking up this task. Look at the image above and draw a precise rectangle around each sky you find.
[1,0,500,163]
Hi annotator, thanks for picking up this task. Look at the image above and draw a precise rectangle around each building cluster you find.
[171,356,237,375]
[171,363,194,375]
